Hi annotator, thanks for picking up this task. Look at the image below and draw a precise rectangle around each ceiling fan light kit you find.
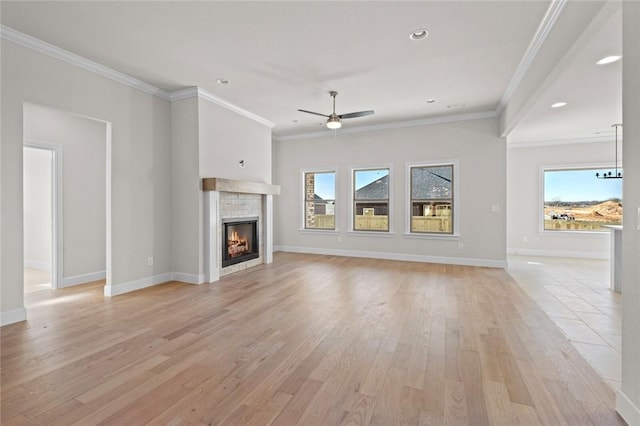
[327,115,341,129]
[298,91,374,130]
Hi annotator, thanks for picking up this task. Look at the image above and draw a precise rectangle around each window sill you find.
[404,233,460,241]
[299,229,340,235]
[348,230,395,238]
[539,230,609,237]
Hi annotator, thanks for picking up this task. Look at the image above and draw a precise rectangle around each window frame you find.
[540,164,623,234]
[405,160,460,239]
[350,165,393,234]
[300,168,338,233]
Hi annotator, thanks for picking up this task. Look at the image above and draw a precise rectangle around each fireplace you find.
[222,217,259,267]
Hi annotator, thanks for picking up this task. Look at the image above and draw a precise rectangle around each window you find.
[353,168,389,231]
[410,164,454,234]
[543,168,622,232]
[304,171,336,230]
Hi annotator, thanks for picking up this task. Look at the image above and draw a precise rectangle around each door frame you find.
[24,140,63,290]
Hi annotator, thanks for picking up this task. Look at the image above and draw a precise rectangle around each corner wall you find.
[507,140,615,259]
[273,117,506,267]
[617,1,640,423]
[24,103,107,283]
[1,38,172,322]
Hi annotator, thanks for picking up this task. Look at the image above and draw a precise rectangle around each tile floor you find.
[507,254,622,390]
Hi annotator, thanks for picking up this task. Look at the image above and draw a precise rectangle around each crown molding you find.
[496,0,567,114]
[1,25,171,101]
[169,86,275,128]
[274,110,498,141]
[507,134,617,149]
[2,25,275,127]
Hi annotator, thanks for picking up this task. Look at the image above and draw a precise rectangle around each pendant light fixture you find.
[596,123,623,179]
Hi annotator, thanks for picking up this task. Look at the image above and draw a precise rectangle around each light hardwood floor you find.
[2,253,625,425]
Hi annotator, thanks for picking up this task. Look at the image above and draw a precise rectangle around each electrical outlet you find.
[491,204,500,213]
[458,242,464,250]
[522,236,528,243]
[147,256,154,266]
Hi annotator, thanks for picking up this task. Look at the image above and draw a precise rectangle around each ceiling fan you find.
[298,91,374,130]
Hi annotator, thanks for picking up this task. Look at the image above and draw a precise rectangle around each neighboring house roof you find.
[354,167,452,200]
[411,166,452,199]
[355,175,389,200]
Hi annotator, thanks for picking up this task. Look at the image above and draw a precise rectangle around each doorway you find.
[23,142,62,291]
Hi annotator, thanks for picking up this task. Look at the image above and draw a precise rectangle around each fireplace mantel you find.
[203,177,277,283]
[202,177,280,195]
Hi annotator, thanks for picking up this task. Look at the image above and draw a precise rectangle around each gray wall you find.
[619,1,640,423]
[1,38,172,322]
[273,117,506,266]
[24,103,107,282]
[23,147,52,270]
[507,140,614,259]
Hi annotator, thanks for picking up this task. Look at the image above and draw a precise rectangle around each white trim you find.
[351,164,393,233]
[496,0,567,113]
[61,271,106,288]
[105,122,113,290]
[405,159,460,237]
[24,140,63,290]
[508,135,618,149]
[24,259,52,271]
[1,308,27,326]
[539,163,622,234]
[275,111,498,141]
[275,246,507,268]
[265,194,274,264]
[204,191,221,283]
[170,87,275,128]
[103,272,172,297]
[616,389,640,426]
[171,272,205,284]
[507,247,608,260]
[300,168,338,232]
[1,25,170,101]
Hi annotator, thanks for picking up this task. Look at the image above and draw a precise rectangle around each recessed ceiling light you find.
[551,102,567,108]
[409,29,429,40]
[596,55,621,65]
[427,99,436,104]
[216,78,230,85]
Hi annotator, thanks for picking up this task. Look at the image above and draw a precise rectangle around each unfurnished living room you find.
[1,1,639,425]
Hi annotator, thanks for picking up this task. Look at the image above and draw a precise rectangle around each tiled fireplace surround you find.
[203,178,280,282]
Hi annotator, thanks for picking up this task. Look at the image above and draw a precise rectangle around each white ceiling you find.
[0,1,622,142]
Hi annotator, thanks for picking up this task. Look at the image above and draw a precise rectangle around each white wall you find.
[24,103,107,282]
[169,94,273,283]
[1,38,172,322]
[170,97,201,282]
[198,98,272,184]
[273,117,506,267]
[618,2,640,423]
[23,147,52,270]
[507,140,615,259]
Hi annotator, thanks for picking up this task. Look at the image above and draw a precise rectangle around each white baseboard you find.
[616,389,640,426]
[507,247,609,260]
[104,272,172,297]
[171,272,205,284]
[274,246,507,268]
[1,307,27,326]
[24,259,51,271]
[61,271,106,288]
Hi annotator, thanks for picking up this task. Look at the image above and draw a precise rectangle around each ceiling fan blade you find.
[298,109,329,118]
[339,110,375,119]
